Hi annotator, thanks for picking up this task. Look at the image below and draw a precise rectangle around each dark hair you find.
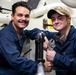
[12,1,32,14]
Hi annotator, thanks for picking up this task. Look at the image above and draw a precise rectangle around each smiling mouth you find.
[21,22,28,26]
[18,19,28,23]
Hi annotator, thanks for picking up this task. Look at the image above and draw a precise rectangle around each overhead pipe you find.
[61,0,76,8]
[0,13,11,23]
[0,2,76,24]
[30,3,68,18]
[36,0,46,8]
[0,3,66,23]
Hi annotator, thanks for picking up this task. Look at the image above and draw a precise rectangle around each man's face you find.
[51,13,70,31]
[11,6,30,30]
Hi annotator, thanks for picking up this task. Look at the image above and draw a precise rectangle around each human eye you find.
[51,18,55,21]
[25,14,29,18]
[58,16,63,20]
[17,14,23,17]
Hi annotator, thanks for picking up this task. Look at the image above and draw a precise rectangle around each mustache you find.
[18,20,28,23]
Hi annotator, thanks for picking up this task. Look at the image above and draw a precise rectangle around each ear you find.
[11,14,14,20]
[68,17,71,23]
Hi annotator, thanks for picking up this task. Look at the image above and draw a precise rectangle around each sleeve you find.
[0,35,37,75]
[24,28,55,40]
[52,29,76,71]
[53,41,76,71]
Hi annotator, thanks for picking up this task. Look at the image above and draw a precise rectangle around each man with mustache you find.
[0,1,52,75]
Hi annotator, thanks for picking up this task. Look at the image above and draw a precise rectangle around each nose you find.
[53,19,59,25]
[54,19,58,23]
[22,16,26,20]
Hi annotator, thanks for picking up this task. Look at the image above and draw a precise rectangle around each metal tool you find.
[48,39,55,50]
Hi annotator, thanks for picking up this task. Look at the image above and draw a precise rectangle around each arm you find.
[0,35,37,75]
[24,28,55,40]
[46,40,76,71]
[24,28,55,50]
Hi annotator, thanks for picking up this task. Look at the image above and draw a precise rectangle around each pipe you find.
[0,6,11,11]
[0,13,11,23]
[36,62,45,75]
[61,0,76,8]
[30,3,67,18]
[35,32,45,62]
[0,3,76,24]
[36,0,46,8]
[35,32,45,75]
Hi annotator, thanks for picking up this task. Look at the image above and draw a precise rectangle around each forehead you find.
[15,6,30,14]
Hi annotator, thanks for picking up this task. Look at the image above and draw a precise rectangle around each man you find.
[45,6,76,75]
[29,6,76,75]
[0,1,51,75]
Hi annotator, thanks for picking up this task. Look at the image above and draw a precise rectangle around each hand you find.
[46,49,56,62]
[43,36,49,50]
[44,60,53,72]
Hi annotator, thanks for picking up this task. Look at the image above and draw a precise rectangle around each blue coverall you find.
[0,21,38,75]
[28,26,76,75]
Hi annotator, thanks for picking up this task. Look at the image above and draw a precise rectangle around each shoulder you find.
[0,26,17,41]
[72,28,76,39]
[70,26,76,40]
